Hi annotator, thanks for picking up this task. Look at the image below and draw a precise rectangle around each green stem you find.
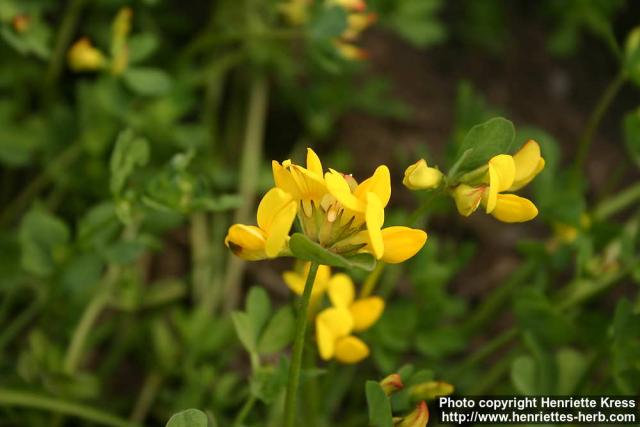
[222,75,269,312]
[360,262,385,298]
[0,142,82,226]
[0,388,139,427]
[461,261,536,335]
[575,72,626,170]
[592,182,640,221]
[129,372,163,423]
[0,291,44,352]
[283,261,320,427]
[44,0,87,98]
[64,266,120,374]
[232,394,257,427]
[190,212,212,304]
[451,328,518,381]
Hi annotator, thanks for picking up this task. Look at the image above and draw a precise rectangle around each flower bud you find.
[403,159,443,190]
[452,184,484,217]
[12,14,30,33]
[394,401,429,427]
[68,38,106,72]
[334,41,367,60]
[379,373,404,396]
[409,380,454,400]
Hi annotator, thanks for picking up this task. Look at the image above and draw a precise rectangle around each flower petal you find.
[306,147,324,177]
[486,154,515,213]
[355,165,391,207]
[380,226,427,264]
[334,336,370,364]
[350,296,384,332]
[316,318,335,360]
[402,159,443,190]
[365,192,385,259]
[224,224,267,260]
[325,170,363,212]
[284,263,332,296]
[510,140,544,191]
[272,161,301,199]
[327,273,355,308]
[265,200,297,257]
[490,194,538,223]
[316,307,354,338]
[257,187,294,230]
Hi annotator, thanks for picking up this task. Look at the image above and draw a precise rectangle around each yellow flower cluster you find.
[226,148,427,263]
[284,263,383,363]
[279,0,376,60]
[404,140,545,223]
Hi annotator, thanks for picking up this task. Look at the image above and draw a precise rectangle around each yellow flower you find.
[403,159,443,190]
[451,140,544,223]
[278,0,310,25]
[315,273,384,363]
[394,401,429,427]
[224,188,297,260]
[68,38,106,72]
[266,148,427,263]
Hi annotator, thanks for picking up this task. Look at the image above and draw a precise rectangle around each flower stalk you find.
[284,261,320,427]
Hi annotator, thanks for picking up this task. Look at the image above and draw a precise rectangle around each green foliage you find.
[449,117,515,180]
[376,0,446,48]
[166,409,208,427]
[365,381,393,427]
[1,1,639,426]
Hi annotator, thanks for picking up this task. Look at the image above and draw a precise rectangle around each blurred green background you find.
[1,0,639,426]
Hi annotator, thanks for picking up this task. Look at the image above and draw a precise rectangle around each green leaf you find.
[555,348,588,394]
[250,358,289,403]
[246,287,272,340]
[231,311,256,353]
[623,108,640,168]
[511,355,537,395]
[123,67,172,96]
[309,5,348,41]
[386,0,446,48]
[624,26,640,86]
[451,117,515,178]
[258,307,295,354]
[19,209,70,277]
[365,381,393,427]
[289,233,376,271]
[110,129,149,196]
[128,33,159,64]
[166,409,208,427]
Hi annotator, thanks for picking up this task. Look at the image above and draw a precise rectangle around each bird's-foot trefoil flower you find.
[278,0,375,60]
[406,139,545,223]
[226,148,427,263]
[68,38,106,72]
[403,159,443,190]
[315,272,384,363]
[225,188,297,260]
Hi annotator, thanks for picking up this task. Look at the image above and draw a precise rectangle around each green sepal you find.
[289,233,376,271]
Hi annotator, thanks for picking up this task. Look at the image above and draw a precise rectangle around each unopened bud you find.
[380,373,404,395]
[12,14,30,33]
[409,381,454,400]
[394,401,429,427]
[68,38,106,72]
[403,159,443,190]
